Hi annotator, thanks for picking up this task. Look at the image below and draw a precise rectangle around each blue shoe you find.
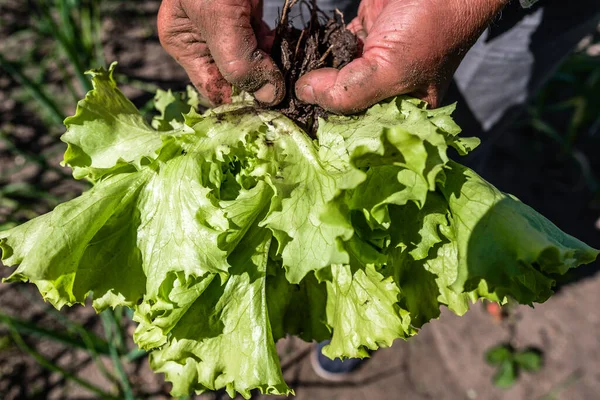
[310,340,367,381]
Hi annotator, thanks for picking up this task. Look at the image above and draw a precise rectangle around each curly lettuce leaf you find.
[150,227,291,399]
[0,171,149,309]
[441,161,599,303]
[152,86,200,131]
[322,264,415,359]
[259,117,357,283]
[1,65,597,398]
[61,63,168,180]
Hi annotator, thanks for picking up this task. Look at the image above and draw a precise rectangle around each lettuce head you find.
[1,64,597,398]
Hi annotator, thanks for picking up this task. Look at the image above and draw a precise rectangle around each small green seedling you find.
[485,344,544,388]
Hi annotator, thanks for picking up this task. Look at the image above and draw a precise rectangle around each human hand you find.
[157,0,284,106]
[295,0,509,113]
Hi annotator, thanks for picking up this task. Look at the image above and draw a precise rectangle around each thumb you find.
[295,56,401,114]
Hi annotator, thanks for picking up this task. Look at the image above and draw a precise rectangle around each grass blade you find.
[0,311,111,355]
[37,0,92,92]
[101,310,136,400]
[125,348,148,362]
[91,0,105,67]
[0,55,66,124]
[0,131,70,178]
[16,286,120,385]
[8,328,120,399]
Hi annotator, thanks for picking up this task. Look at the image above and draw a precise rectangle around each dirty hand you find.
[295,0,508,113]
[157,0,284,106]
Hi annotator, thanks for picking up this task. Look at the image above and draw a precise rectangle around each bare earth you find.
[0,1,599,399]
[263,272,600,400]
[1,269,599,399]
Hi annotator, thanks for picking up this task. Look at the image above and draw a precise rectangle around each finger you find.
[295,54,407,114]
[346,17,366,40]
[187,0,285,105]
[420,83,449,109]
[294,14,400,114]
[158,0,232,105]
[175,47,233,105]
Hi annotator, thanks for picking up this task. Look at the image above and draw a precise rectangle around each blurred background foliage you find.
[0,0,598,399]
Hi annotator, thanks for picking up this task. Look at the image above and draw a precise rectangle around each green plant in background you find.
[0,0,106,229]
[532,53,600,148]
[528,52,600,194]
[0,0,104,122]
[0,1,598,398]
[0,299,143,398]
[0,2,150,398]
[0,0,160,229]
[485,344,543,388]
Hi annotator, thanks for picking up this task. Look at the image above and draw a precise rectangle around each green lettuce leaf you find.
[1,65,597,397]
[150,226,290,398]
[322,264,415,359]
[441,161,598,303]
[61,63,167,181]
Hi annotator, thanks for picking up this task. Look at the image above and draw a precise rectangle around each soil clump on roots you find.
[270,0,358,136]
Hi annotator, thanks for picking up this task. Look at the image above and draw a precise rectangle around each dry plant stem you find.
[318,46,333,64]
[270,0,357,136]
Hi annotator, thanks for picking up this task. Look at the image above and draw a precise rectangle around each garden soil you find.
[271,0,357,135]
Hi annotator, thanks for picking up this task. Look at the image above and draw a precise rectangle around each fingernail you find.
[356,29,367,40]
[254,83,277,104]
[297,84,315,103]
